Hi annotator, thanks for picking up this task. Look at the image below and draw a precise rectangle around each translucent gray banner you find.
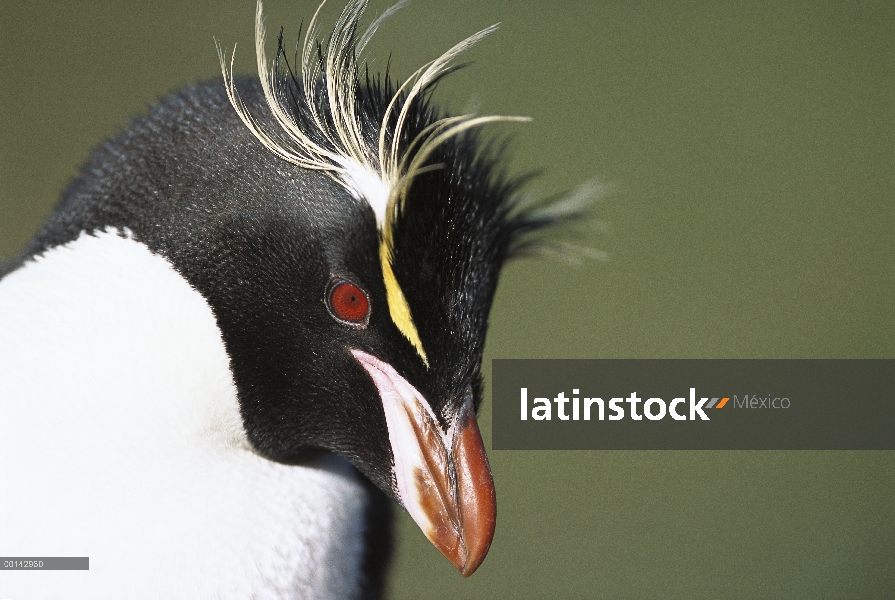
[492,360,894,449]
[1,557,89,570]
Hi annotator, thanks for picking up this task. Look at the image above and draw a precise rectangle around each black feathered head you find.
[210,0,591,577]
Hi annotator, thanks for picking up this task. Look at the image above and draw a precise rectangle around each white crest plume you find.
[217,0,527,227]
[217,0,529,367]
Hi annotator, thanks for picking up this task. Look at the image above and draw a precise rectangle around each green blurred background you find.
[1,1,892,597]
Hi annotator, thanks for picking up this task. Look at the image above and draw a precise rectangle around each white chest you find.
[0,230,369,599]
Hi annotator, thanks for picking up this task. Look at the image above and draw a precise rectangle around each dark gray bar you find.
[492,359,895,450]
[1,557,89,570]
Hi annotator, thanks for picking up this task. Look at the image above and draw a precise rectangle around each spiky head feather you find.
[218,0,534,366]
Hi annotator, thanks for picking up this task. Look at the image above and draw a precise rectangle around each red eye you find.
[327,279,370,326]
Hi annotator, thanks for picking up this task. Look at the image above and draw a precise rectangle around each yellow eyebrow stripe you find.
[379,238,429,368]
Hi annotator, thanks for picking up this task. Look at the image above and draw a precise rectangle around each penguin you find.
[0,1,586,598]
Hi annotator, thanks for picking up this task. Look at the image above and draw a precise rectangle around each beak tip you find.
[441,538,491,578]
[459,548,489,577]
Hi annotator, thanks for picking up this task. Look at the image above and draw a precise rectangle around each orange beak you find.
[352,350,496,576]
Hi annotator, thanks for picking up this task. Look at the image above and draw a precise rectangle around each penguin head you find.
[206,75,512,575]
[26,0,587,577]
[210,1,546,576]
[207,128,506,575]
